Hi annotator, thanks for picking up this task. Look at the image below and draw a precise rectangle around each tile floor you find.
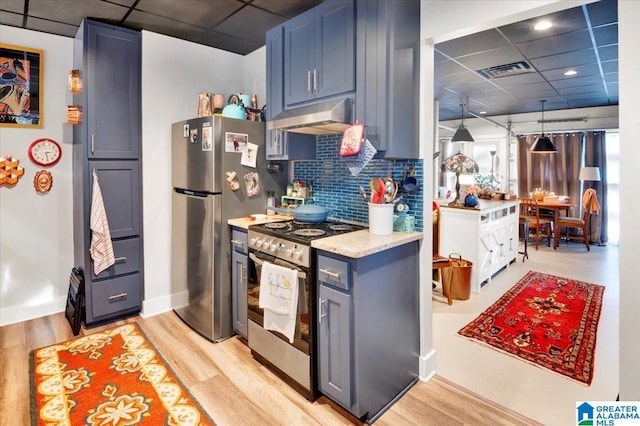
[432,242,619,425]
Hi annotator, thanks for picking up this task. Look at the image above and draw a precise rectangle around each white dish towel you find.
[259,260,299,343]
[89,170,115,276]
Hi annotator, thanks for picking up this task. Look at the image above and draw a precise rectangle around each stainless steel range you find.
[246,220,365,400]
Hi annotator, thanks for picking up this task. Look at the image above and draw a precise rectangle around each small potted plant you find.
[464,185,480,207]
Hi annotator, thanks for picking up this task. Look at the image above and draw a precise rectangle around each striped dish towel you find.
[89,170,115,275]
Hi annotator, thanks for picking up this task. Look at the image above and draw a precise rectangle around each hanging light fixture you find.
[450,103,475,142]
[530,100,557,153]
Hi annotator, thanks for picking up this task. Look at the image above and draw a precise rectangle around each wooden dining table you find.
[535,199,577,249]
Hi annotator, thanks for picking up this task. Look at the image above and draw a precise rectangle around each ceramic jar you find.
[464,194,479,208]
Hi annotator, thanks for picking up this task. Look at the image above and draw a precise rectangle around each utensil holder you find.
[368,203,394,235]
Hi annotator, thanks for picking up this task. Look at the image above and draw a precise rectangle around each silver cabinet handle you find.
[319,268,340,279]
[108,292,128,301]
[231,239,245,248]
[239,263,245,285]
[307,70,312,92]
[319,297,327,324]
[114,257,127,263]
[313,69,318,92]
[91,134,95,153]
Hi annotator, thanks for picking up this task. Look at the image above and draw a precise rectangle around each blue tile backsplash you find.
[293,134,424,231]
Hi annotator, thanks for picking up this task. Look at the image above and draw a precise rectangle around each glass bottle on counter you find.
[266,191,275,215]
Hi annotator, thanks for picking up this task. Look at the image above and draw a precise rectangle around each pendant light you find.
[530,100,557,153]
[450,103,475,142]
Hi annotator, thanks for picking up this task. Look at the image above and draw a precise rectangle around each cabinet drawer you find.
[231,229,248,254]
[318,255,351,291]
[91,238,140,280]
[91,273,141,318]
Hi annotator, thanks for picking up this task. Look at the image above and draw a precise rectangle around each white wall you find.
[140,31,264,316]
[0,26,74,325]
[618,0,640,400]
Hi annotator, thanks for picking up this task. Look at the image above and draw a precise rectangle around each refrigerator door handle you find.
[174,188,209,198]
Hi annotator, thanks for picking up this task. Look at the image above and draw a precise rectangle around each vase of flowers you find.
[464,185,480,208]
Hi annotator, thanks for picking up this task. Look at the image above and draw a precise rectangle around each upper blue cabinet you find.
[283,0,355,107]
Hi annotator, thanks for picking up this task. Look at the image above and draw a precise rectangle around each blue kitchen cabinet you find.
[317,240,419,423]
[231,228,248,338]
[266,24,317,161]
[355,0,420,158]
[73,19,143,327]
[283,0,355,107]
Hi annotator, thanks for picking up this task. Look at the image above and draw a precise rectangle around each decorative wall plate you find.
[28,138,62,167]
[34,169,53,193]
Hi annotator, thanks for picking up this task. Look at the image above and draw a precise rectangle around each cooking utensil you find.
[359,185,370,202]
[266,204,331,222]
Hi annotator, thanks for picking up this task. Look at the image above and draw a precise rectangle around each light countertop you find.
[312,229,423,258]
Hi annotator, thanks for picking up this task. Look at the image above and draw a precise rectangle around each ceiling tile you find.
[252,0,324,19]
[455,46,527,71]
[490,72,545,87]
[550,74,603,89]
[598,45,618,62]
[125,10,205,41]
[528,49,597,72]
[27,0,129,26]
[436,29,510,59]
[24,15,78,37]
[0,10,23,27]
[586,0,617,27]
[570,97,612,108]
[556,84,604,96]
[498,7,587,44]
[601,60,618,74]
[517,30,593,59]
[214,5,284,45]
[136,0,243,29]
[0,0,25,14]
[593,23,617,46]
[541,63,600,81]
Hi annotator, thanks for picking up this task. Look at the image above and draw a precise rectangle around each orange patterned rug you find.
[30,323,214,425]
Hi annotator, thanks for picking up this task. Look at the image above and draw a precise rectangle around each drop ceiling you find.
[1,0,618,122]
[435,0,618,121]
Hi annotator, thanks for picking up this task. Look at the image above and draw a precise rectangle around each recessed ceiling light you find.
[564,70,578,76]
[534,20,553,31]
[479,111,487,115]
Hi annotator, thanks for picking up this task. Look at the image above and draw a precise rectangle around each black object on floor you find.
[65,267,85,335]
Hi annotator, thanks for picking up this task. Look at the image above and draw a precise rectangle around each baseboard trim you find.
[141,294,173,318]
[0,296,67,327]
[419,348,437,382]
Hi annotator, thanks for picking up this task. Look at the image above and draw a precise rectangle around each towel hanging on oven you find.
[259,260,300,343]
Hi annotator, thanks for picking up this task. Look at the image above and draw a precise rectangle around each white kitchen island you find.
[438,199,519,293]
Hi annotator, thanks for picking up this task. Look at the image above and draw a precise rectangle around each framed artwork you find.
[0,44,44,128]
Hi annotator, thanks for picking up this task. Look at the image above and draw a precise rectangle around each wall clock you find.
[28,138,62,167]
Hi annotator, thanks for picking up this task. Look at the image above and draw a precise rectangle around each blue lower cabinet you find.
[316,241,419,422]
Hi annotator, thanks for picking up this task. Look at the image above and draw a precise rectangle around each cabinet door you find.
[315,0,355,99]
[90,161,141,239]
[232,249,248,338]
[86,23,141,159]
[318,284,352,409]
[284,12,315,106]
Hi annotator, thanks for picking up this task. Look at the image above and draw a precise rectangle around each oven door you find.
[247,251,311,354]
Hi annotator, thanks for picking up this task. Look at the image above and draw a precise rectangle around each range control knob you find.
[249,238,257,246]
[269,243,277,252]
[284,248,293,257]
[293,250,302,260]
[256,239,263,248]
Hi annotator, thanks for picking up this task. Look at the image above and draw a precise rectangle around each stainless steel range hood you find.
[267,97,352,135]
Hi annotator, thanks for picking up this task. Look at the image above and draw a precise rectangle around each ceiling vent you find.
[476,61,535,79]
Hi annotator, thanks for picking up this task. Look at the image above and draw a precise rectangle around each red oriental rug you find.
[30,323,214,425]
[458,271,604,385]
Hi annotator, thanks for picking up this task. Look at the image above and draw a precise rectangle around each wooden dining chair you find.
[518,198,553,250]
[556,189,599,251]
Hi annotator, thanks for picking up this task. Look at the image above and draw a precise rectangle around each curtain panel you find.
[517,131,607,245]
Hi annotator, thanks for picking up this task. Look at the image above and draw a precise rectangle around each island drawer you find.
[317,254,351,291]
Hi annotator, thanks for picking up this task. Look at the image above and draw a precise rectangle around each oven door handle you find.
[249,253,307,280]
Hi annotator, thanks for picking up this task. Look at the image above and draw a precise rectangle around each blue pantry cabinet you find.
[72,19,144,327]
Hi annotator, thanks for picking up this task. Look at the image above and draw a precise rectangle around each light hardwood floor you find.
[1,311,539,426]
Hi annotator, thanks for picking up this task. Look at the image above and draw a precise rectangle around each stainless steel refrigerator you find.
[171,116,287,341]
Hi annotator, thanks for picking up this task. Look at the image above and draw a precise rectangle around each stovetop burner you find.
[292,229,327,237]
[264,222,289,229]
[328,224,354,232]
